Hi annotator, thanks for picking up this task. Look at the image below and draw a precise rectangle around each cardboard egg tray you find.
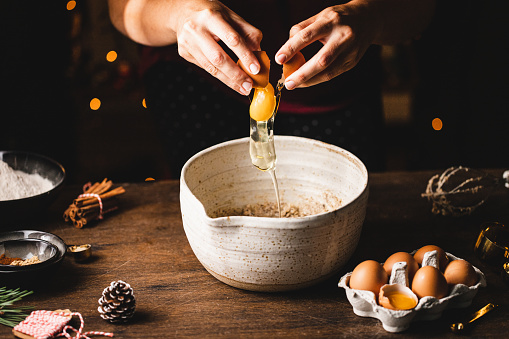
[338,252,487,333]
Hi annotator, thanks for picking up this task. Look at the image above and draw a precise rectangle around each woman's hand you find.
[108,0,263,95]
[174,1,263,95]
[275,0,435,90]
[275,4,378,90]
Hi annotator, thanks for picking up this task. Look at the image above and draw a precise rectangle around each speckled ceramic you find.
[338,252,487,333]
[180,136,368,292]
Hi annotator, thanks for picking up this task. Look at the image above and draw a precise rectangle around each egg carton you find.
[338,252,487,333]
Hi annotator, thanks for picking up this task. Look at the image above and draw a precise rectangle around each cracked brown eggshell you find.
[238,51,270,89]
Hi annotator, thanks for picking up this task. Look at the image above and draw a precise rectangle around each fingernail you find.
[276,54,286,64]
[249,64,259,74]
[285,80,295,90]
[242,81,252,94]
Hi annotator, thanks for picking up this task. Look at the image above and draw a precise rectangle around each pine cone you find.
[98,280,136,323]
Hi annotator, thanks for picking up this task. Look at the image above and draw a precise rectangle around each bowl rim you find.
[0,238,59,270]
[181,136,369,227]
[0,150,66,202]
[0,229,67,273]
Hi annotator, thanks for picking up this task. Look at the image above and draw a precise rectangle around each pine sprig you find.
[0,287,33,327]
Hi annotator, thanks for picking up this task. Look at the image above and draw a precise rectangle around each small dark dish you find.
[0,230,67,286]
[0,151,65,224]
[0,239,59,270]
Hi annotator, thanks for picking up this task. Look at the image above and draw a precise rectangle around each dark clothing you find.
[141,0,386,178]
[144,56,385,177]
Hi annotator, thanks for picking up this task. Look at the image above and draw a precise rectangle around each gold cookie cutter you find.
[474,222,509,282]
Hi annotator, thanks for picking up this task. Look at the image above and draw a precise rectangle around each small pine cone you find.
[98,280,136,323]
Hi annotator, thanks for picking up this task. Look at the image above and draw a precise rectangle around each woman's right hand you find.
[109,0,263,95]
[173,1,263,95]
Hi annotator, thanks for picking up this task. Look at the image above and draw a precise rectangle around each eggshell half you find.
[283,51,306,79]
[238,51,270,88]
[379,284,418,310]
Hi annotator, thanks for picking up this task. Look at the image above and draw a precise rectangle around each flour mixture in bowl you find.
[0,151,65,224]
[212,198,341,218]
[0,160,54,201]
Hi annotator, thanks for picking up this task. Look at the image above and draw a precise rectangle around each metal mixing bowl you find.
[0,151,65,225]
[0,230,67,285]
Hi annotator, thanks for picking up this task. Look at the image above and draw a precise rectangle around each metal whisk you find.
[422,166,509,216]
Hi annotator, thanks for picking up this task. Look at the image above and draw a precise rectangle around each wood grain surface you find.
[1,170,508,338]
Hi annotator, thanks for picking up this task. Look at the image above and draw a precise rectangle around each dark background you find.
[1,1,507,185]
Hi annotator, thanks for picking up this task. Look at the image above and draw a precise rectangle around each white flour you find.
[0,160,54,201]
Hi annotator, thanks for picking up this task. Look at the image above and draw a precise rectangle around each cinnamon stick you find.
[63,179,125,228]
[74,187,125,207]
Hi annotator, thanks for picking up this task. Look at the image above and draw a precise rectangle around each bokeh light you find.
[106,51,118,62]
[432,118,443,131]
[90,98,101,110]
[66,1,76,11]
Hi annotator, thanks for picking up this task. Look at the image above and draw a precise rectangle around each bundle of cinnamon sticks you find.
[64,178,125,228]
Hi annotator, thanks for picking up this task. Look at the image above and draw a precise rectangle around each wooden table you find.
[2,170,508,338]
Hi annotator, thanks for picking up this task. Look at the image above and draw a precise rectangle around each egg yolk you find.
[382,290,417,310]
[250,83,276,121]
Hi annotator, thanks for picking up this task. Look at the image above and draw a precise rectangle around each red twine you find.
[78,193,104,220]
[82,182,93,192]
[13,310,113,339]
[78,183,118,220]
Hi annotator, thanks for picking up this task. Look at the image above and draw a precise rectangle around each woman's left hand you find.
[275,4,379,90]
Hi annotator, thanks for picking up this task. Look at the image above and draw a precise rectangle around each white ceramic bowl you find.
[180,136,369,292]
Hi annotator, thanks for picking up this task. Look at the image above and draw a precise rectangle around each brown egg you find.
[283,51,306,79]
[444,259,478,287]
[411,266,449,299]
[349,260,388,301]
[383,252,420,281]
[238,50,270,89]
[414,245,449,271]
